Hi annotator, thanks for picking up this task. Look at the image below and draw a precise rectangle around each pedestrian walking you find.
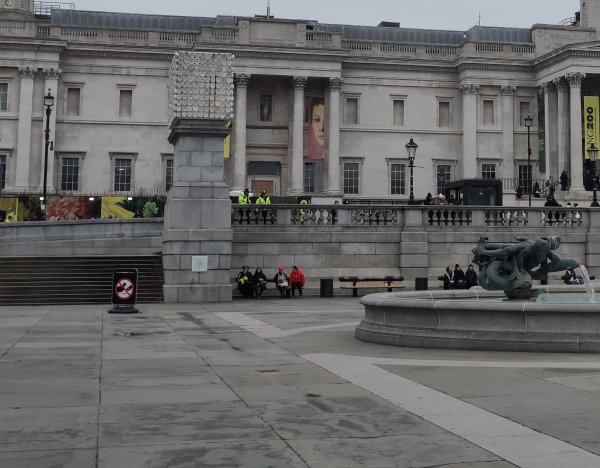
[237,266,254,298]
[289,266,305,298]
[274,267,289,298]
[252,267,268,299]
[255,190,271,225]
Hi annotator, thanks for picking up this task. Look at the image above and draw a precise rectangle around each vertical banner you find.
[584,96,600,159]
[224,120,231,158]
[307,97,325,160]
[538,89,546,172]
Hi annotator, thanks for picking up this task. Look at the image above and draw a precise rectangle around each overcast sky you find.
[71,0,578,30]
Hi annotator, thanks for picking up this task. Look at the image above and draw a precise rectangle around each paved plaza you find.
[1,298,600,467]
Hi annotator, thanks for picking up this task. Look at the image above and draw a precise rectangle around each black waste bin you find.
[320,278,334,298]
[415,278,429,291]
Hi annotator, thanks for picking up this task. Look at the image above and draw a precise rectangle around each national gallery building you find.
[1,0,600,202]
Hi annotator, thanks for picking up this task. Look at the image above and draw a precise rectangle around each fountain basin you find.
[356,286,600,353]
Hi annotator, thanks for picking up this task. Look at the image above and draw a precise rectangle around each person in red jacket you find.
[290,266,306,298]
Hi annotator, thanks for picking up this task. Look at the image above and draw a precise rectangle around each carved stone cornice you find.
[234,74,251,88]
[18,67,36,79]
[460,84,479,95]
[43,68,62,80]
[328,77,344,90]
[343,62,455,74]
[292,76,307,89]
[566,72,586,88]
[553,77,568,91]
[501,85,516,96]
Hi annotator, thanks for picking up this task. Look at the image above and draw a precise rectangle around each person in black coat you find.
[424,193,433,206]
[465,264,479,289]
[252,267,268,299]
[443,266,454,290]
[237,266,254,298]
[454,264,466,289]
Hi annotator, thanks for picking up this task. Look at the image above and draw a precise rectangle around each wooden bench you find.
[339,276,405,297]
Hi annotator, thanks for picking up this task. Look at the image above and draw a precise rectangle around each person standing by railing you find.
[238,188,251,222]
[255,190,270,225]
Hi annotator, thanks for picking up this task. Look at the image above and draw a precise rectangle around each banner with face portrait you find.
[306,96,325,160]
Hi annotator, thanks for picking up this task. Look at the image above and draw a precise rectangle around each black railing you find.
[34,1,75,18]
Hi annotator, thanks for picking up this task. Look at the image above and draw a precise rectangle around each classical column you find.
[460,84,479,179]
[288,76,307,195]
[40,68,61,190]
[501,86,516,182]
[554,77,570,176]
[325,77,343,195]
[15,67,36,190]
[233,74,250,191]
[566,72,586,191]
[545,82,559,182]
[539,82,552,179]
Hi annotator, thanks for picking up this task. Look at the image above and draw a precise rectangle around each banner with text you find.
[584,96,600,160]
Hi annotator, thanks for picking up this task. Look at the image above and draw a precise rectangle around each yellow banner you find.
[584,96,600,160]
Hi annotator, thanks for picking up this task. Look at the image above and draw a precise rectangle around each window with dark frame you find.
[519,164,532,193]
[304,162,315,193]
[61,157,79,191]
[166,159,174,191]
[482,164,496,180]
[436,165,451,195]
[390,163,406,195]
[343,162,359,195]
[114,159,132,192]
[0,155,6,190]
[0,83,7,111]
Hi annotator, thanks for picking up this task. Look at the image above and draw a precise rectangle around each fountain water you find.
[579,264,596,303]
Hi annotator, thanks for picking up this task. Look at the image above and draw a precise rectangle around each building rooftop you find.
[50,9,533,45]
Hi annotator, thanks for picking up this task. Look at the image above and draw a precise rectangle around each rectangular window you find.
[345,97,359,125]
[436,165,451,195]
[519,164,532,193]
[304,162,315,193]
[0,155,6,190]
[519,101,531,127]
[438,101,450,128]
[166,159,174,191]
[114,159,132,192]
[66,88,80,116]
[482,164,496,180]
[390,163,405,195]
[0,83,7,111]
[61,158,79,191]
[259,95,272,122]
[392,100,405,126]
[119,89,133,118]
[343,162,359,195]
[483,100,494,126]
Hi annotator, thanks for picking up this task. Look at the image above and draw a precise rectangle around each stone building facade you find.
[1,0,599,202]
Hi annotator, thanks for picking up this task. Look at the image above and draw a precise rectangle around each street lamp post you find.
[589,142,599,207]
[42,89,55,214]
[525,113,534,207]
[405,136,418,204]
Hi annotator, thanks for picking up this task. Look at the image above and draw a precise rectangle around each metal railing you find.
[34,1,74,17]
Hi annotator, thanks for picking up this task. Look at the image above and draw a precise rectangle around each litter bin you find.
[320,278,334,298]
[415,278,428,291]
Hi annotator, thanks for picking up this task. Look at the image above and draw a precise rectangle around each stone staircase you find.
[0,256,164,305]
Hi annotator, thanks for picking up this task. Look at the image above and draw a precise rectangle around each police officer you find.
[255,190,271,225]
[238,188,251,222]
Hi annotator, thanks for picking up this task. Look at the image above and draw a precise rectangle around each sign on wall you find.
[584,96,600,160]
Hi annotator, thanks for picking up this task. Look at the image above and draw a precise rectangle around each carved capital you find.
[18,67,36,79]
[501,85,516,96]
[553,77,568,91]
[460,84,479,94]
[328,77,344,90]
[43,68,62,80]
[292,76,308,89]
[234,74,251,88]
[566,72,586,88]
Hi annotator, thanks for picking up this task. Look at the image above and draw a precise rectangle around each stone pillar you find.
[501,86,516,182]
[233,74,250,191]
[460,84,479,179]
[567,72,586,191]
[163,52,235,303]
[554,77,570,176]
[288,76,307,195]
[539,82,551,179]
[40,68,61,190]
[546,82,559,182]
[325,78,343,195]
[15,67,36,190]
